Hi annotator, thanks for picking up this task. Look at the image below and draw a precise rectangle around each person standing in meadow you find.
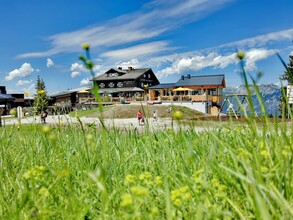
[137,109,143,125]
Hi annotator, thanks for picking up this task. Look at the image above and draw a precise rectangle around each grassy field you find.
[0,117,292,219]
[70,104,204,119]
[0,49,292,219]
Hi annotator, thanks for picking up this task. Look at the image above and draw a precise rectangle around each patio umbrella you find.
[77,90,90,93]
[173,87,193,91]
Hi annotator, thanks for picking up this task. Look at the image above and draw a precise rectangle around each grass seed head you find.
[237,51,245,60]
[173,111,183,120]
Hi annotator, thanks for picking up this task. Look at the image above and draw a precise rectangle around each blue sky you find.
[1,0,293,95]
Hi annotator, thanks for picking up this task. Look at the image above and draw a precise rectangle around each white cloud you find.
[116,59,141,68]
[6,63,34,81]
[70,63,84,72]
[102,41,172,60]
[71,71,80,78]
[244,48,276,71]
[17,0,231,58]
[46,58,54,68]
[80,78,90,86]
[16,79,32,86]
[156,48,277,78]
[157,52,238,77]
[219,28,293,49]
[70,63,85,78]
[70,62,103,78]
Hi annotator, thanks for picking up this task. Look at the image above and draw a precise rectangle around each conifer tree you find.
[279,55,293,117]
[280,55,293,84]
[34,75,49,113]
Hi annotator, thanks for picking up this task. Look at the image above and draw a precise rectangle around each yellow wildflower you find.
[151,207,159,215]
[260,150,270,158]
[42,125,50,134]
[173,111,183,120]
[261,166,269,173]
[39,187,50,197]
[155,176,162,186]
[173,198,182,207]
[24,91,30,97]
[237,51,245,60]
[130,186,148,197]
[82,43,90,50]
[37,90,45,94]
[124,175,135,185]
[120,193,133,208]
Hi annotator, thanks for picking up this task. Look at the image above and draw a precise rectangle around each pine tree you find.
[279,55,293,118]
[34,75,49,113]
[280,55,293,84]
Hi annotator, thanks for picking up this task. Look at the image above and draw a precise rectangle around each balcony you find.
[160,95,222,103]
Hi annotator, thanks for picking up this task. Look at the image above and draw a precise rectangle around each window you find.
[117,82,123,87]
[110,73,118,77]
[108,82,115,88]
[207,89,217,96]
[191,89,202,95]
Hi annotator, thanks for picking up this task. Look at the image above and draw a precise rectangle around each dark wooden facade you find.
[92,67,160,98]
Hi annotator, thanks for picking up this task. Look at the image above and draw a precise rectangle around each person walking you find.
[153,110,158,122]
[41,109,48,124]
[137,109,143,126]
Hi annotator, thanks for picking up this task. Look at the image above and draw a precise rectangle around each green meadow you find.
[0,117,292,219]
[1,50,292,219]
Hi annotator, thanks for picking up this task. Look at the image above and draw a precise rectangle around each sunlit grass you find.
[0,119,292,219]
[0,48,292,219]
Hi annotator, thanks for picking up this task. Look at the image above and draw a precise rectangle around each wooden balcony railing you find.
[160,95,222,103]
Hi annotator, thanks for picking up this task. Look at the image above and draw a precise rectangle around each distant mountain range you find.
[222,84,282,116]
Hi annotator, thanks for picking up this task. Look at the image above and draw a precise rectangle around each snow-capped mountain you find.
[223,84,282,116]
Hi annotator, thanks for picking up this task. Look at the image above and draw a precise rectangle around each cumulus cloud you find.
[80,78,90,86]
[46,58,54,68]
[70,63,85,78]
[71,71,80,78]
[16,79,32,86]
[157,48,277,78]
[157,52,238,77]
[70,63,84,72]
[244,48,276,71]
[116,59,141,69]
[6,63,34,81]
[70,62,103,78]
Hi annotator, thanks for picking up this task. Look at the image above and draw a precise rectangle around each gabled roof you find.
[98,87,144,93]
[92,68,151,81]
[175,74,225,87]
[50,86,91,97]
[0,93,15,102]
[149,83,176,89]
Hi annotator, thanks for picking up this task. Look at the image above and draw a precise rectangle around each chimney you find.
[187,74,191,79]
[181,75,184,80]
[128,66,133,71]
